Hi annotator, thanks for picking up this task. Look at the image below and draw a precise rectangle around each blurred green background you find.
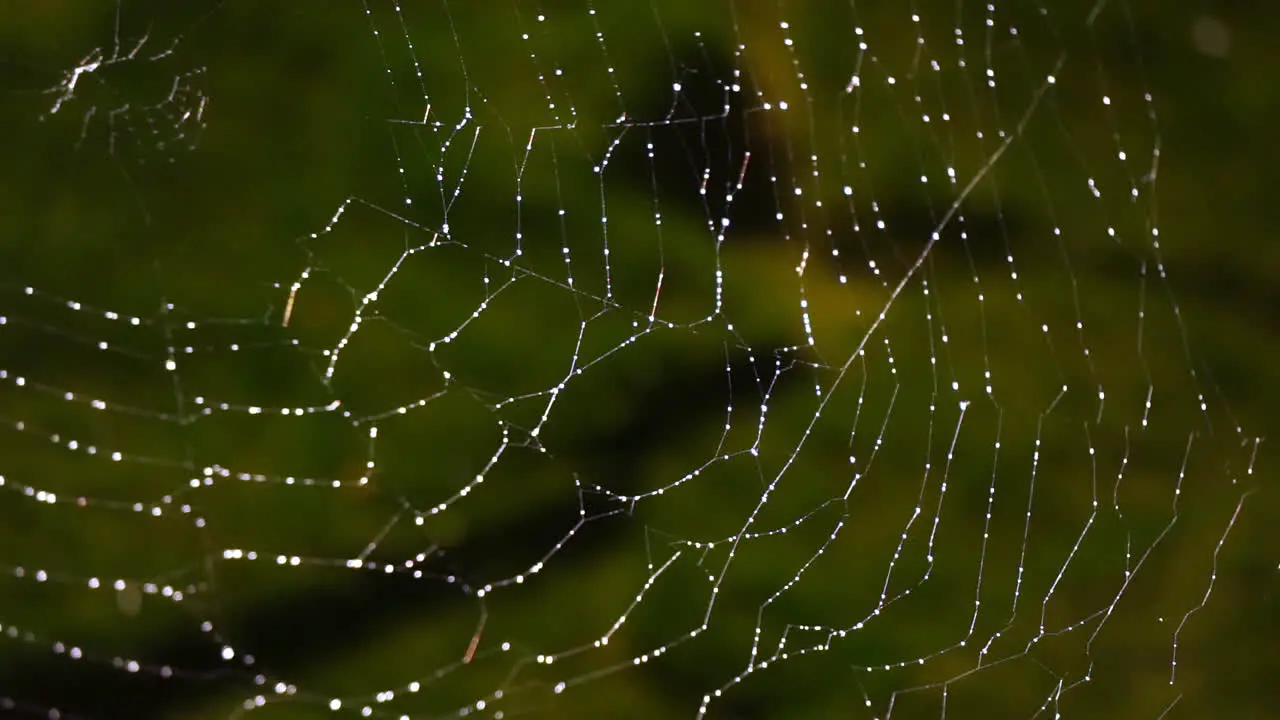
[0,1,1276,718]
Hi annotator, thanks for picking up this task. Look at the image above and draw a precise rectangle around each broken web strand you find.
[40,0,209,164]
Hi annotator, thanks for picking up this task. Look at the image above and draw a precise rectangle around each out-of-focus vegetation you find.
[0,1,1275,718]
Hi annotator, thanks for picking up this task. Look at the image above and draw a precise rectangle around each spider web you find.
[0,1,1269,718]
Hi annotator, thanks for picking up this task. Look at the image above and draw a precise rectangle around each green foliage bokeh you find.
[0,1,1275,718]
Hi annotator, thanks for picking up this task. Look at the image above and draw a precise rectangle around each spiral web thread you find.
[0,1,1265,718]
